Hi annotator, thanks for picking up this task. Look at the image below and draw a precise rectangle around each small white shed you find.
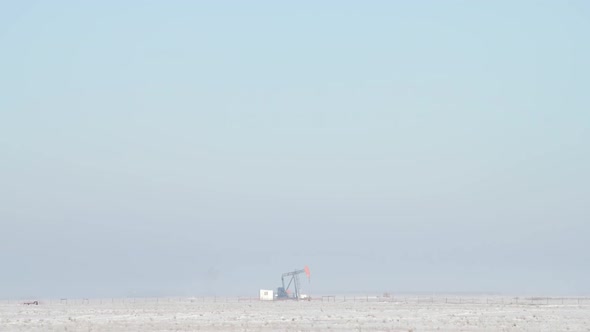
[259,289,274,301]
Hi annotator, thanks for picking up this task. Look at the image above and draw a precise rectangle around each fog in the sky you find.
[1,1,589,299]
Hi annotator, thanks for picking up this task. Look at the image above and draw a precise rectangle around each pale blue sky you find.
[1,1,589,298]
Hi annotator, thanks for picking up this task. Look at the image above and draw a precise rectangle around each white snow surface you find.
[1,296,589,331]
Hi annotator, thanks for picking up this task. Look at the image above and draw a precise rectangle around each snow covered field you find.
[1,296,589,331]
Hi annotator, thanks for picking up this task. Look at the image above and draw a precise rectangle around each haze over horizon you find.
[1,1,589,299]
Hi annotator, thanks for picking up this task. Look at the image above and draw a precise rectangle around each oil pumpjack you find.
[276,266,311,300]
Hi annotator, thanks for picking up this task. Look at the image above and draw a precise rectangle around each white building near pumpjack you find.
[259,289,274,301]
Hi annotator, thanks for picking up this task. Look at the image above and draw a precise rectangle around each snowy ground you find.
[1,296,589,331]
